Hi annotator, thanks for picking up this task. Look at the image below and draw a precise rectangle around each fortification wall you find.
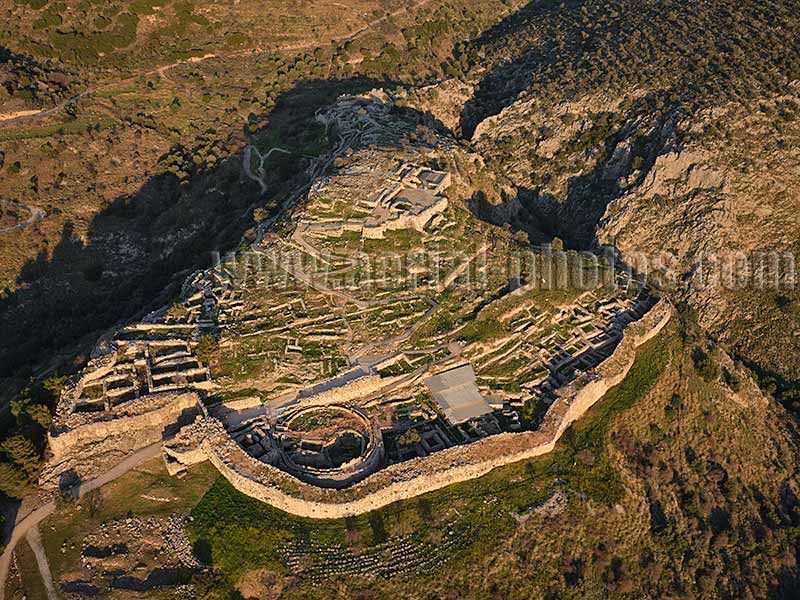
[168,299,671,518]
[295,373,401,407]
[49,392,200,460]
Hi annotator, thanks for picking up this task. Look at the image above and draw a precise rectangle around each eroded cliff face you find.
[451,82,800,382]
[596,97,800,379]
[397,79,476,135]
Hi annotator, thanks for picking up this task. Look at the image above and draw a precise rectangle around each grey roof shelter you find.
[425,363,492,425]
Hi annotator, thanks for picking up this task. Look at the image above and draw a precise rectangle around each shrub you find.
[398,428,422,447]
[196,334,219,364]
[253,207,268,223]
[692,347,720,382]
[722,367,742,392]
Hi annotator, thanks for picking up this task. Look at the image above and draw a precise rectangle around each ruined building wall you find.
[295,374,401,407]
[168,299,672,518]
[48,392,201,461]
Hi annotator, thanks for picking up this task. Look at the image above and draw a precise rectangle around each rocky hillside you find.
[440,0,800,396]
[188,313,800,600]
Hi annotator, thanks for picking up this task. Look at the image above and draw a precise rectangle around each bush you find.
[664,393,682,418]
[253,207,268,223]
[398,428,422,446]
[722,367,742,392]
[692,347,720,382]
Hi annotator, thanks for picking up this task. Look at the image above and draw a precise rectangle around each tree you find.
[692,347,720,382]
[84,488,103,517]
[253,207,268,223]
[2,435,41,479]
[0,463,33,499]
[398,428,422,447]
[24,403,52,429]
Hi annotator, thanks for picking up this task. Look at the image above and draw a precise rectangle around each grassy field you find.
[39,458,219,582]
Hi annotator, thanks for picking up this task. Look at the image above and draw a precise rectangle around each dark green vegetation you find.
[0,45,75,109]
[0,376,63,499]
[460,0,800,135]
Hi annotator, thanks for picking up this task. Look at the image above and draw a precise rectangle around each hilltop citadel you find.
[43,91,670,517]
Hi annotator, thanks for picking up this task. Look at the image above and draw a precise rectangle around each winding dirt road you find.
[0,0,435,131]
[0,199,45,235]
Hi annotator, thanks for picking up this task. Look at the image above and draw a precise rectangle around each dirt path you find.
[0,110,41,124]
[0,441,163,600]
[25,527,59,600]
[242,146,293,194]
[0,0,435,131]
[0,199,45,235]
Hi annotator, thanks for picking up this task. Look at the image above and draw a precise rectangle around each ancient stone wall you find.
[166,299,671,518]
[294,373,401,407]
[49,392,200,460]
[277,406,385,489]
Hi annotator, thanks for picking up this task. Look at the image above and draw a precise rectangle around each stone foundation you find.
[164,298,672,518]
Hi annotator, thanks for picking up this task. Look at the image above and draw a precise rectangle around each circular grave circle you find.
[276,405,383,488]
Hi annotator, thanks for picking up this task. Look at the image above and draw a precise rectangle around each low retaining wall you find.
[167,299,671,518]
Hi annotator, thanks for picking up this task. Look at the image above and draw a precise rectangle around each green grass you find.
[188,327,676,594]
[93,87,138,98]
[40,459,219,579]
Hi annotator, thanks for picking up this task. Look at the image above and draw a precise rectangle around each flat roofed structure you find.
[425,363,492,425]
[362,187,448,238]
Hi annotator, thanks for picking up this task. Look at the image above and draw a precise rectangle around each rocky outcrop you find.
[396,79,476,133]
[596,96,800,377]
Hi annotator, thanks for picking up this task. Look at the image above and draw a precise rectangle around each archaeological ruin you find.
[43,91,674,517]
